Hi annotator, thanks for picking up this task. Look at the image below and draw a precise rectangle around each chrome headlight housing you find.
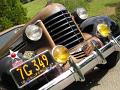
[76,7,88,20]
[25,24,42,41]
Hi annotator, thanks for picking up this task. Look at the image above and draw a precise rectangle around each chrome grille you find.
[43,10,84,49]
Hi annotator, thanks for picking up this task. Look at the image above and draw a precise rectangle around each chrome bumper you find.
[39,35,120,90]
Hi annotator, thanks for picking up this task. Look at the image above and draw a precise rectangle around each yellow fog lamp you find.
[52,45,70,64]
[97,23,120,48]
[52,45,85,81]
[97,23,111,37]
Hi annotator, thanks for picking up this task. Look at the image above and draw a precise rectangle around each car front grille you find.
[43,10,84,49]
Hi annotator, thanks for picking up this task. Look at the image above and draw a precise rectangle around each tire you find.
[97,51,120,69]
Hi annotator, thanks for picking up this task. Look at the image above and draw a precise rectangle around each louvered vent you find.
[71,50,86,60]
[43,10,84,49]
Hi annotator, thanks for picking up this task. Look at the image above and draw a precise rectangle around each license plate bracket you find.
[10,50,55,88]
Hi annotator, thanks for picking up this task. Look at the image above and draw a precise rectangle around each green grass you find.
[88,0,120,16]
[23,0,47,18]
[23,0,120,18]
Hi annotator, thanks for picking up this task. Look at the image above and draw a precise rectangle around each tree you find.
[0,0,28,31]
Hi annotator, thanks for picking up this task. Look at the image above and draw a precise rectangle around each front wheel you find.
[97,51,119,69]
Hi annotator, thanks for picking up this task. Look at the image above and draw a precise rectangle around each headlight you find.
[52,45,70,64]
[97,23,111,37]
[76,7,88,20]
[25,24,42,41]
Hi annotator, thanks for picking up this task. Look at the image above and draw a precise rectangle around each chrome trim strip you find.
[52,26,76,38]
[51,21,72,33]
[39,68,75,90]
[48,17,71,29]
[65,37,82,47]
[0,24,24,36]
[44,13,68,25]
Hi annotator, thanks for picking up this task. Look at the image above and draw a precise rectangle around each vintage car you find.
[0,3,120,90]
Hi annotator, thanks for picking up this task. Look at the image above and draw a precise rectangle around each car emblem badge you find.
[8,49,19,59]
[23,51,34,60]
[8,49,23,67]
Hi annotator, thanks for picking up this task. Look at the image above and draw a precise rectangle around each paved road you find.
[65,59,120,90]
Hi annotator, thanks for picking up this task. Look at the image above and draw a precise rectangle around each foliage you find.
[110,2,120,26]
[20,0,34,4]
[0,0,28,31]
[23,0,47,18]
[0,17,13,32]
[23,0,120,18]
[51,0,89,12]
[87,0,120,16]
[115,3,120,25]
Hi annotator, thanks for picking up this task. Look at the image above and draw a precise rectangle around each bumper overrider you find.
[39,35,120,90]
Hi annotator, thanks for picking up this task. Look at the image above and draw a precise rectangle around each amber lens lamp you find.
[97,23,111,37]
[52,45,70,64]
[97,23,120,48]
[52,45,85,81]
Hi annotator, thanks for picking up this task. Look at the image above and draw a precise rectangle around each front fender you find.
[80,16,120,37]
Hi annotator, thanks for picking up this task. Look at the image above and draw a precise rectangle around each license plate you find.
[10,50,55,88]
